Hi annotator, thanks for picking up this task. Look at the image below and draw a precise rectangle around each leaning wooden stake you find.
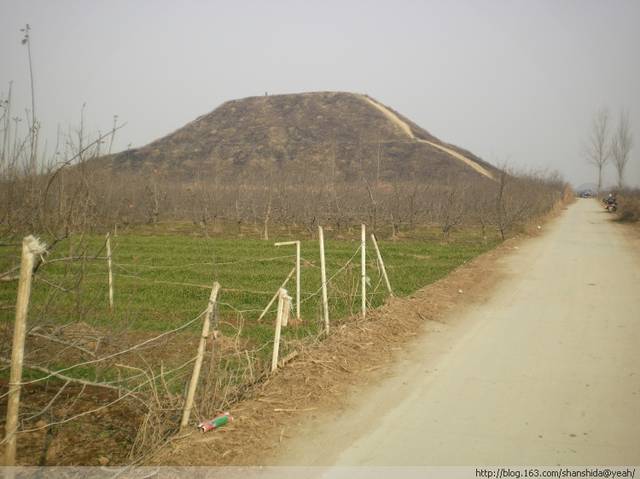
[271,289,286,372]
[258,267,295,321]
[361,224,366,319]
[181,281,220,428]
[106,232,114,312]
[371,233,393,296]
[318,226,330,333]
[4,235,47,467]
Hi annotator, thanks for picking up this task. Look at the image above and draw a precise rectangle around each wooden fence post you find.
[271,289,286,372]
[361,224,366,319]
[318,226,330,333]
[281,290,291,327]
[371,233,393,296]
[4,235,47,466]
[274,241,301,319]
[106,232,114,312]
[181,281,220,428]
[295,241,300,319]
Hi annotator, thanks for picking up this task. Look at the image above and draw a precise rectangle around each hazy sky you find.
[1,0,639,187]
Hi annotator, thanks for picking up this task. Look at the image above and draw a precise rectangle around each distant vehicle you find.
[575,183,598,198]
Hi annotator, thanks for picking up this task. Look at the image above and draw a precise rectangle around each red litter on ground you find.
[198,412,233,432]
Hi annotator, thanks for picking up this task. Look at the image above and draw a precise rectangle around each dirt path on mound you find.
[360,95,496,180]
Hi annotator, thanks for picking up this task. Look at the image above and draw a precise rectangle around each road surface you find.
[276,200,640,465]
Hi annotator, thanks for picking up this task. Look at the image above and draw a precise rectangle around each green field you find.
[0,227,499,463]
[1,229,495,325]
[0,227,499,380]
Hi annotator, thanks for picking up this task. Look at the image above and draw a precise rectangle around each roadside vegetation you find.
[617,188,640,222]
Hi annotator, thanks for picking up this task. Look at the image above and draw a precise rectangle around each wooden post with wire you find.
[318,226,330,333]
[295,241,300,318]
[181,281,220,428]
[361,224,367,319]
[274,240,301,319]
[106,232,114,312]
[271,288,287,372]
[281,290,291,327]
[371,233,393,296]
[4,235,47,467]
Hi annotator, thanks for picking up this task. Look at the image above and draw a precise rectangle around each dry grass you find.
[617,190,640,222]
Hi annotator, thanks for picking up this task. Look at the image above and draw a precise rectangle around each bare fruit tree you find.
[585,108,611,192]
[611,110,633,189]
[435,182,466,240]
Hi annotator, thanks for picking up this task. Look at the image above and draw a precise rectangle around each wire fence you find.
[0,225,393,465]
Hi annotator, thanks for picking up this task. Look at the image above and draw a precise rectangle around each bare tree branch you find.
[611,110,633,189]
[585,108,611,191]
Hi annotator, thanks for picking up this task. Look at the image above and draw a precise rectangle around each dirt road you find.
[275,200,640,466]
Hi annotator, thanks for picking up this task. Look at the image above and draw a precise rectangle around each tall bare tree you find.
[611,110,633,189]
[586,108,611,192]
[21,24,38,175]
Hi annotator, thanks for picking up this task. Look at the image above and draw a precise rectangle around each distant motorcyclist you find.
[603,192,618,212]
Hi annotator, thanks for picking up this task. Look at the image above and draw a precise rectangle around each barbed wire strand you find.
[111,254,295,271]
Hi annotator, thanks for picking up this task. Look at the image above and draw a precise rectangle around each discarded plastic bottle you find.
[198,412,233,432]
